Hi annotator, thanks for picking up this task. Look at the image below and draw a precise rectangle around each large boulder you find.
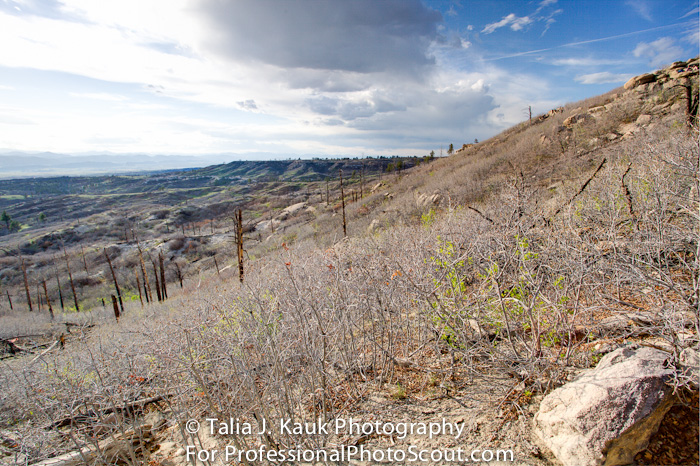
[534,346,675,466]
[624,73,657,90]
[277,202,307,220]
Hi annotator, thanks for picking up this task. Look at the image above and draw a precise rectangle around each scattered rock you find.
[539,134,550,145]
[415,192,442,208]
[636,114,652,126]
[367,219,381,234]
[593,340,619,355]
[534,346,675,466]
[563,113,593,127]
[594,312,659,337]
[669,60,687,70]
[619,122,638,137]
[553,124,571,135]
[588,106,605,114]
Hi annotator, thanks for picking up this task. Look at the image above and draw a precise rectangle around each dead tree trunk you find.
[42,280,53,319]
[236,209,244,283]
[360,162,365,199]
[36,284,42,311]
[6,291,12,311]
[134,269,144,306]
[142,270,150,303]
[175,262,183,288]
[621,163,638,230]
[20,255,33,312]
[63,248,79,311]
[111,295,120,322]
[137,243,153,303]
[54,266,64,311]
[104,249,124,314]
[340,169,347,237]
[214,255,220,276]
[151,259,162,302]
[159,252,167,299]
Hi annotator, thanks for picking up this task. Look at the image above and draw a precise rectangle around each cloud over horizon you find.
[0,0,695,160]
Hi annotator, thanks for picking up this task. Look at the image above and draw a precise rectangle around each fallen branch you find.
[551,157,607,219]
[467,205,494,224]
[44,395,167,430]
[28,340,59,367]
[30,426,156,466]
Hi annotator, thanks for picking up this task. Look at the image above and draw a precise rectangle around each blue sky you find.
[0,0,697,164]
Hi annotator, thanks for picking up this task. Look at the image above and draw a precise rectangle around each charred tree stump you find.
[111,295,120,322]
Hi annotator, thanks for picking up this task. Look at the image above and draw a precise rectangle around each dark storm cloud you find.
[193,0,442,76]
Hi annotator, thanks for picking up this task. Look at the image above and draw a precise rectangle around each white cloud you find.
[482,1,561,36]
[626,0,653,21]
[552,57,622,67]
[575,72,632,84]
[633,37,685,67]
[482,13,533,34]
[681,6,699,18]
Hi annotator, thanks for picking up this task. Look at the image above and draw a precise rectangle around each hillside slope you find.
[0,58,698,465]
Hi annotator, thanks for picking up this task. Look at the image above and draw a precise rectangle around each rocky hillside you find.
[0,58,697,466]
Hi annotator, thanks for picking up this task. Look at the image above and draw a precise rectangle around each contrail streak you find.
[485,21,696,61]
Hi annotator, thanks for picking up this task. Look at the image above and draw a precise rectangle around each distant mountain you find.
[0,152,294,178]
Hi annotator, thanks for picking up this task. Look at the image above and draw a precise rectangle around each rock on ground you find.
[534,346,675,466]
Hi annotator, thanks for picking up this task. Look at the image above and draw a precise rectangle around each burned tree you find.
[236,209,244,283]
[63,248,80,312]
[104,248,124,314]
[20,254,32,312]
[339,169,347,237]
